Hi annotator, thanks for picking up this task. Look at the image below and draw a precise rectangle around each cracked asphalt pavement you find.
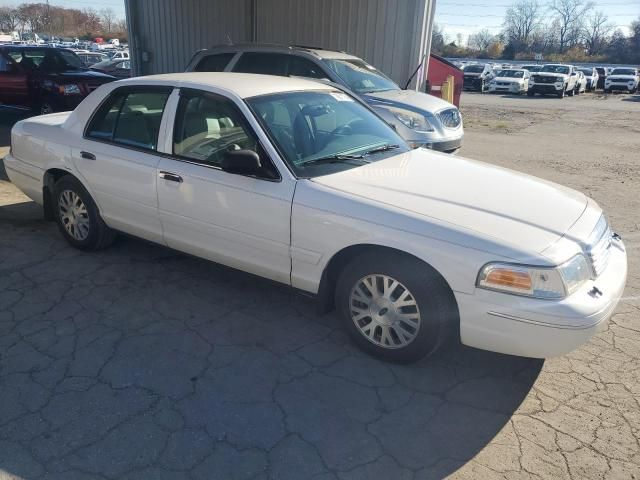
[1,92,639,480]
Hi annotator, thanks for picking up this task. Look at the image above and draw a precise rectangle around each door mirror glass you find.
[221,149,261,175]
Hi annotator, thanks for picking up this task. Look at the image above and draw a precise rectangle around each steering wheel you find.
[331,122,355,136]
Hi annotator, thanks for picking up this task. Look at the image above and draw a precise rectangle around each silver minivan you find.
[185,44,464,153]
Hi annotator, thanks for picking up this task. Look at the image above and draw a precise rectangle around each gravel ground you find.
[0,91,639,480]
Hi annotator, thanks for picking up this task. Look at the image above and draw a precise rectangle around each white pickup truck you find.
[4,72,627,363]
[528,64,579,98]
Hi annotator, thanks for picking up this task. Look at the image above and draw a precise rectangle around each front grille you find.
[497,82,511,86]
[586,216,613,277]
[532,75,556,84]
[437,108,461,128]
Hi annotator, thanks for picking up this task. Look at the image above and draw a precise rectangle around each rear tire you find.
[335,251,458,363]
[52,176,116,251]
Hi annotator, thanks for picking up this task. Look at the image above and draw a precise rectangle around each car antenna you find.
[226,34,233,46]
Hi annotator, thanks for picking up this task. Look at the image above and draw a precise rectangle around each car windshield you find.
[498,70,524,78]
[611,68,636,76]
[541,65,570,74]
[579,68,593,75]
[55,50,86,70]
[247,90,409,178]
[322,59,399,94]
[464,65,484,73]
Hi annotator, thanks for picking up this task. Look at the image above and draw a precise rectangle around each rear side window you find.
[233,52,288,76]
[86,88,171,151]
[194,52,235,72]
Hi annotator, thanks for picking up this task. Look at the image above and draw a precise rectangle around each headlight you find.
[489,80,496,85]
[58,84,81,95]
[477,255,590,299]
[388,107,434,133]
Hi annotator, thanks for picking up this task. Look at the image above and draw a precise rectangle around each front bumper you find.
[409,136,463,153]
[605,83,636,92]
[529,84,564,95]
[488,83,525,94]
[455,237,627,358]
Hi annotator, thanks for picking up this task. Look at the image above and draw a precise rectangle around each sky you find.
[0,0,637,42]
[434,0,640,43]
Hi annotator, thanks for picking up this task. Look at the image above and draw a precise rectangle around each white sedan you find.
[4,73,627,362]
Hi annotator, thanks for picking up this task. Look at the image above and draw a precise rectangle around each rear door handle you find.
[159,171,183,183]
[80,151,96,160]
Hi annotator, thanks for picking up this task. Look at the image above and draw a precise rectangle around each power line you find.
[438,1,639,6]
[437,12,639,17]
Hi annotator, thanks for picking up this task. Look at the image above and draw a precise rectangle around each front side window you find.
[323,59,399,94]
[86,88,171,151]
[194,52,235,72]
[248,89,408,178]
[233,52,289,76]
[173,90,278,179]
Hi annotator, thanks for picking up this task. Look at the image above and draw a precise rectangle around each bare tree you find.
[431,23,447,53]
[0,6,21,33]
[468,29,496,51]
[582,10,612,55]
[503,0,541,50]
[548,0,594,52]
[100,7,116,33]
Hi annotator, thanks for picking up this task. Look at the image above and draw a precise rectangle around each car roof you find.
[121,72,336,98]
[202,43,360,60]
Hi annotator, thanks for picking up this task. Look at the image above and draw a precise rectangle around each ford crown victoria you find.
[4,73,627,362]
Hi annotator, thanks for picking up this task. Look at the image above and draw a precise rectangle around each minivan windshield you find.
[464,65,485,73]
[611,68,636,76]
[247,90,409,178]
[322,59,399,94]
[541,65,570,74]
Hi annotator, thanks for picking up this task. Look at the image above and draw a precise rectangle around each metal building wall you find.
[126,0,253,75]
[126,0,434,88]
[255,0,428,87]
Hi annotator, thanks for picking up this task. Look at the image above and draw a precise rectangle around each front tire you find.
[53,176,116,251]
[335,251,457,363]
[527,91,534,97]
[557,88,565,98]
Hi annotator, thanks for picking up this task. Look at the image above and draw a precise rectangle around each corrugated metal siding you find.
[127,0,252,75]
[126,0,431,86]
[255,0,423,85]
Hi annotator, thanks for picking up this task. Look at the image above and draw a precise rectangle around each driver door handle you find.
[159,171,183,183]
[80,151,96,160]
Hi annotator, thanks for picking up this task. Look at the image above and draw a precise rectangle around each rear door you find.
[0,52,30,108]
[71,85,172,244]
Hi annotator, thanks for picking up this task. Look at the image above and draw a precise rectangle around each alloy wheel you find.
[349,274,421,349]
[58,190,90,241]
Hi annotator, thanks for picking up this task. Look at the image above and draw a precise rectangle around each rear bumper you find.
[456,238,627,358]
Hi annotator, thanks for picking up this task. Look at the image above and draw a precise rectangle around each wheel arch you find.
[42,168,79,221]
[316,243,458,318]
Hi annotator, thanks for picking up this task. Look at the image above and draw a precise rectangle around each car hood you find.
[311,149,587,254]
[49,70,116,81]
[607,75,637,81]
[494,76,524,82]
[533,72,567,79]
[362,89,454,114]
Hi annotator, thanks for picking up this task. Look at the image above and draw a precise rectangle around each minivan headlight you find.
[477,255,590,299]
[388,107,434,132]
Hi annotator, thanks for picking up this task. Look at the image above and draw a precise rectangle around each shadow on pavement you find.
[0,163,543,479]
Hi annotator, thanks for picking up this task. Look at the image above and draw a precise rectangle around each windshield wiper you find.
[299,153,366,167]
[363,144,401,156]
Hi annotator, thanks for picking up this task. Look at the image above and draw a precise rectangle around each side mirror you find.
[221,149,261,175]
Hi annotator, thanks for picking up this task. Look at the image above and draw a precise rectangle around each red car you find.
[0,46,116,115]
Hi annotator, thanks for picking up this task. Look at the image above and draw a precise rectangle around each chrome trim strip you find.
[487,310,604,330]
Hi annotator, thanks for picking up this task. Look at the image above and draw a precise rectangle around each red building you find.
[426,53,463,107]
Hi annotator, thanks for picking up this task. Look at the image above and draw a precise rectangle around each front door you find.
[0,54,29,108]
[156,88,294,285]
